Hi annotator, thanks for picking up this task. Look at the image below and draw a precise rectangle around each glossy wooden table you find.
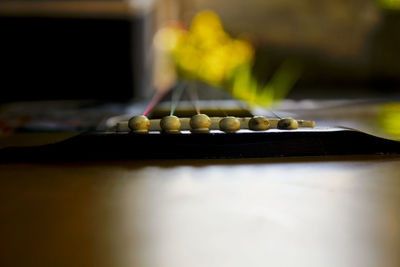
[0,155,399,267]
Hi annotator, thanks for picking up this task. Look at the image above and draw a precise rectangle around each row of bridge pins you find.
[128,115,299,134]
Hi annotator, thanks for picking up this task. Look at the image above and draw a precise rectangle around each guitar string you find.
[142,86,172,116]
[187,82,201,115]
[170,81,186,116]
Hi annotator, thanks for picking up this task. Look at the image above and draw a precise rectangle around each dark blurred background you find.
[1,0,399,101]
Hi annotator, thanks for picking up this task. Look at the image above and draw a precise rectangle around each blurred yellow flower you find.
[154,10,301,107]
[172,10,254,86]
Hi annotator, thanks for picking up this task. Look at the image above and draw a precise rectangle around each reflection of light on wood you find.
[115,160,394,267]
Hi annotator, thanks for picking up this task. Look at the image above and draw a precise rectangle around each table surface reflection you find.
[0,155,399,267]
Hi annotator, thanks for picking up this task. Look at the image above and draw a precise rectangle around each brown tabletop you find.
[0,155,399,267]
